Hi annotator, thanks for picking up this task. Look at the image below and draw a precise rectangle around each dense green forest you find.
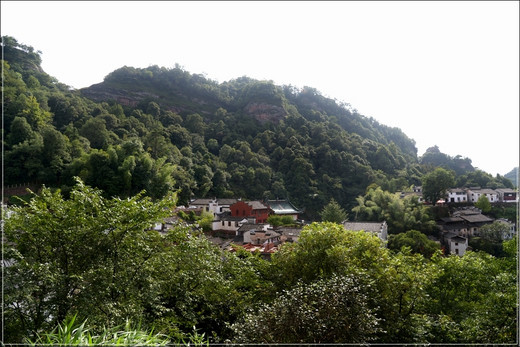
[2,36,518,345]
[2,36,514,219]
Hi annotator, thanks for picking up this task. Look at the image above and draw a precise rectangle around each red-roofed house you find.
[230,200,271,223]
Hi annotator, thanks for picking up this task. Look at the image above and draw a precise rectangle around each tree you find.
[232,274,380,343]
[320,198,348,223]
[474,194,491,213]
[352,186,437,234]
[267,215,294,227]
[388,230,440,258]
[421,167,455,204]
[3,179,176,342]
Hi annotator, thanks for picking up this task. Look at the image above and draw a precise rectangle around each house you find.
[277,227,303,243]
[237,223,270,237]
[446,188,468,203]
[495,188,518,203]
[190,198,238,218]
[399,190,425,203]
[443,233,468,256]
[466,188,498,203]
[343,221,388,242]
[437,207,494,238]
[438,216,471,237]
[230,200,271,223]
[243,229,281,246]
[452,208,494,236]
[211,215,248,235]
[189,198,214,213]
[266,199,302,220]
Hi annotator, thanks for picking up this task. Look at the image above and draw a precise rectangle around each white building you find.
[446,235,468,256]
[466,188,498,203]
[343,221,388,242]
[446,188,468,203]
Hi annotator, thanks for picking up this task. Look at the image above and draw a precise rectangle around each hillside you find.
[504,167,518,187]
[2,36,513,218]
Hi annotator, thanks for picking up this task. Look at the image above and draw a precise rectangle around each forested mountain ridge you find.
[2,36,512,218]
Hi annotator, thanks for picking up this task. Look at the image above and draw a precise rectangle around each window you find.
[455,249,459,255]
[228,221,231,227]
[455,242,458,246]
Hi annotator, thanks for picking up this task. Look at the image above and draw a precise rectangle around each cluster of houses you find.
[154,185,517,258]
[402,186,518,256]
[157,198,389,258]
[401,186,518,205]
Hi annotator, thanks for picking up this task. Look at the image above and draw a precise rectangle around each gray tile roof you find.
[459,214,494,223]
[247,200,269,210]
[266,200,302,214]
[343,222,384,233]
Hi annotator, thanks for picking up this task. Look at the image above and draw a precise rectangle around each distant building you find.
[495,188,518,203]
[446,188,468,203]
[466,188,498,203]
[444,233,468,256]
[230,200,271,223]
[343,221,388,242]
[266,199,302,220]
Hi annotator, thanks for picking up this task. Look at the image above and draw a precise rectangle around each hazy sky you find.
[2,1,519,176]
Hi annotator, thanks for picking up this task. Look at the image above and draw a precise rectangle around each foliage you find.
[352,186,437,234]
[320,198,348,223]
[474,194,492,212]
[421,167,455,204]
[388,230,440,258]
[232,274,380,343]
[27,315,172,346]
[3,179,176,341]
[4,179,270,343]
[420,145,474,175]
[266,214,295,227]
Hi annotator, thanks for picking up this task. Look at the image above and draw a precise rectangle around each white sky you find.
[2,1,519,176]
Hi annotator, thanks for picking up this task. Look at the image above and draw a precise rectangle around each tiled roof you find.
[459,214,494,223]
[237,223,268,232]
[266,200,302,214]
[343,222,384,233]
[248,200,269,210]
[440,216,465,223]
[190,198,213,205]
[217,198,238,205]
[448,236,467,242]
[495,188,517,193]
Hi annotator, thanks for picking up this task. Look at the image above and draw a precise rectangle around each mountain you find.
[2,36,512,218]
[504,167,518,187]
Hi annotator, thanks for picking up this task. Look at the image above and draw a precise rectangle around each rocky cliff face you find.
[243,102,287,123]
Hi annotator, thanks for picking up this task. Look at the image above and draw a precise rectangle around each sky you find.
[2,1,519,176]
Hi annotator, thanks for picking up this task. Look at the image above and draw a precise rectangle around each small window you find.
[228,221,231,227]
[455,242,458,246]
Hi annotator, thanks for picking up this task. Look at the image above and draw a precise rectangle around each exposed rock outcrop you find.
[243,102,287,124]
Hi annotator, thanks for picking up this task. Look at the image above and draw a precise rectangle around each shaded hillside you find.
[504,167,518,187]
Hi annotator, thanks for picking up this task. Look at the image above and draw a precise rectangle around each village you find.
[152,186,517,258]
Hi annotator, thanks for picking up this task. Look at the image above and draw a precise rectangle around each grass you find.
[26,314,208,346]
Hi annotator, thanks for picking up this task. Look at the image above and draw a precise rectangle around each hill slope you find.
[4,36,512,218]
